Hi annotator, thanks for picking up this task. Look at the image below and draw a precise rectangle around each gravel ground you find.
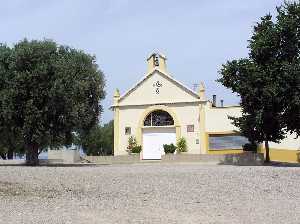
[0,163,300,224]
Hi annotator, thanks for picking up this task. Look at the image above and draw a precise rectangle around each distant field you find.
[0,164,300,224]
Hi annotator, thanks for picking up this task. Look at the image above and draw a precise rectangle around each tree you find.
[79,120,114,156]
[0,39,105,165]
[0,127,24,160]
[0,44,25,160]
[218,2,300,162]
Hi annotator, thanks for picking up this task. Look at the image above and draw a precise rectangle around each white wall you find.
[268,133,300,151]
[205,105,241,133]
[205,104,300,151]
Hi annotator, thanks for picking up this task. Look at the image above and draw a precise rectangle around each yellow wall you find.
[113,107,120,154]
[259,148,300,163]
[199,104,207,154]
[115,102,202,155]
[117,106,146,155]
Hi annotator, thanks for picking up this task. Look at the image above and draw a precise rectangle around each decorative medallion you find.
[153,81,163,94]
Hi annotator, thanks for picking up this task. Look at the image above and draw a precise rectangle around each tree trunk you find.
[265,140,270,163]
[0,153,6,160]
[7,148,14,160]
[26,143,39,166]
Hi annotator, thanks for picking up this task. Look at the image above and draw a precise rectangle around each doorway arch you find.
[143,110,174,126]
[137,105,181,159]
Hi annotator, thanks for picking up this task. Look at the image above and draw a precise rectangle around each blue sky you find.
[0,0,284,123]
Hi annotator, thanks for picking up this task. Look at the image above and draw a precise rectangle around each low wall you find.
[84,152,264,165]
[62,150,81,163]
[219,152,264,165]
[162,153,264,165]
[48,150,63,162]
[161,154,224,162]
[48,150,81,163]
[84,154,140,164]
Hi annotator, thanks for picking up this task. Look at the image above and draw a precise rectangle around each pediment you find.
[118,70,200,106]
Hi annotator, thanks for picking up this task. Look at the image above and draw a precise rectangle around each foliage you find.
[127,135,138,153]
[218,2,300,162]
[0,39,105,165]
[242,143,258,152]
[0,129,25,159]
[79,120,113,156]
[0,147,7,160]
[0,44,25,159]
[163,143,177,154]
[127,136,137,149]
[126,135,142,154]
[176,137,187,153]
[131,145,142,154]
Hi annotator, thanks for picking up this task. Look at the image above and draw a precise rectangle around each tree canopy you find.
[218,2,300,162]
[78,120,114,156]
[0,39,105,165]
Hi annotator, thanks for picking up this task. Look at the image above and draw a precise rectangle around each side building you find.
[111,53,300,162]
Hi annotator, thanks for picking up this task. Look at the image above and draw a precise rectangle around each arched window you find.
[144,110,174,126]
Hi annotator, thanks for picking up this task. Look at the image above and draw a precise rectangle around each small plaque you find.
[187,125,194,132]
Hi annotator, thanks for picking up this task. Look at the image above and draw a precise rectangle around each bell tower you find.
[147,53,167,73]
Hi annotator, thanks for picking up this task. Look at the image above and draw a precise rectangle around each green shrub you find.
[176,137,187,153]
[131,145,142,153]
[163,143,177,154]
[243,143,258,152]
[127,136,137,152]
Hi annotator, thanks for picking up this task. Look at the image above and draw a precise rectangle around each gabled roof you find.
[118,69,200,102]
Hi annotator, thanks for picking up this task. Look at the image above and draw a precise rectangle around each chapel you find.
[111,53,299,162]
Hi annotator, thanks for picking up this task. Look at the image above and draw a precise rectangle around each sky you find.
[0,0,284,123]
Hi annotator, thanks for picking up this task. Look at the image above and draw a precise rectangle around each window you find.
[125,127,131,135]
[209,134,249,150]
[144,110,174,126]
[187,125,194,132]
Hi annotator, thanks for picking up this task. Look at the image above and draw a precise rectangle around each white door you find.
[142,128,176,160]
